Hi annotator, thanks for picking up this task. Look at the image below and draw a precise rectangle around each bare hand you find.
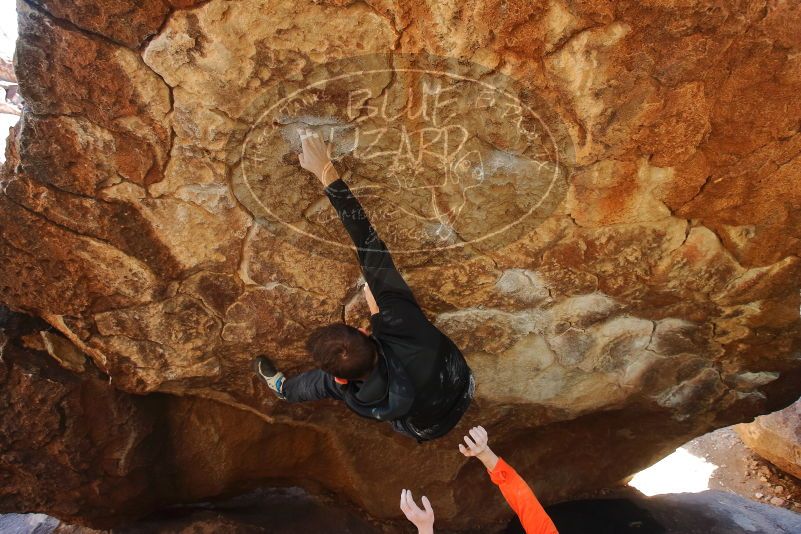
[298,128,337,186]
[363,283,379,315]
[458,426,489,457]
[399,489,434,534]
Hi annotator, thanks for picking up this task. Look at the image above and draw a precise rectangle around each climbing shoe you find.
[252,355,286,400]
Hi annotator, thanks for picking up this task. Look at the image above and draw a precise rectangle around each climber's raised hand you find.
[399,489,434,534]
[298,128,338,187]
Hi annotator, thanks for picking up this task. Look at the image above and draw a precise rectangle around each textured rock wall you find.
[0,309,167,528]
[0,309,382,530]
[2,0,801,530]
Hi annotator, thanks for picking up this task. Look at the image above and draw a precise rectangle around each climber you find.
[252,128,474,443]
[400,426,559,534]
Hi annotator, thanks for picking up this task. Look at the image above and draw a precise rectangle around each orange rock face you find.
[1,0,801,530]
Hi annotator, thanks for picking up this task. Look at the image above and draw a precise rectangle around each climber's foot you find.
[252,355,286,400]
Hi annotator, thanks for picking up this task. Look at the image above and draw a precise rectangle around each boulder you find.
[2,0,801,530]
[549,490,801,534]
[737,398,801,480]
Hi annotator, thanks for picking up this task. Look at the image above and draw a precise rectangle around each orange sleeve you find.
[488,458,559,534]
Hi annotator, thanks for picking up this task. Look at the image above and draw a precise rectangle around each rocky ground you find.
[683,426,801,514]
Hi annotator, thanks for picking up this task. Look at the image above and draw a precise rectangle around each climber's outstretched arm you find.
[322,177,419,306]
[298,129,421,311]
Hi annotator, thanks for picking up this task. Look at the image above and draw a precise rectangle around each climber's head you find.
[305,323,377,381]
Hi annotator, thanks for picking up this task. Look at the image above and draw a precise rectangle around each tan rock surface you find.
[737,398,801,481]
[2,0,801,530]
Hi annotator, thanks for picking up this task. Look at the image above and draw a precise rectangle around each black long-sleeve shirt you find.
[283,177,472,439]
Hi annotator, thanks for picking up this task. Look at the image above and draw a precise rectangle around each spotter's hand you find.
[399,489,435,534]
[458,426,489,457]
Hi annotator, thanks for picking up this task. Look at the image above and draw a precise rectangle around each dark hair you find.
[305,323,377,380]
